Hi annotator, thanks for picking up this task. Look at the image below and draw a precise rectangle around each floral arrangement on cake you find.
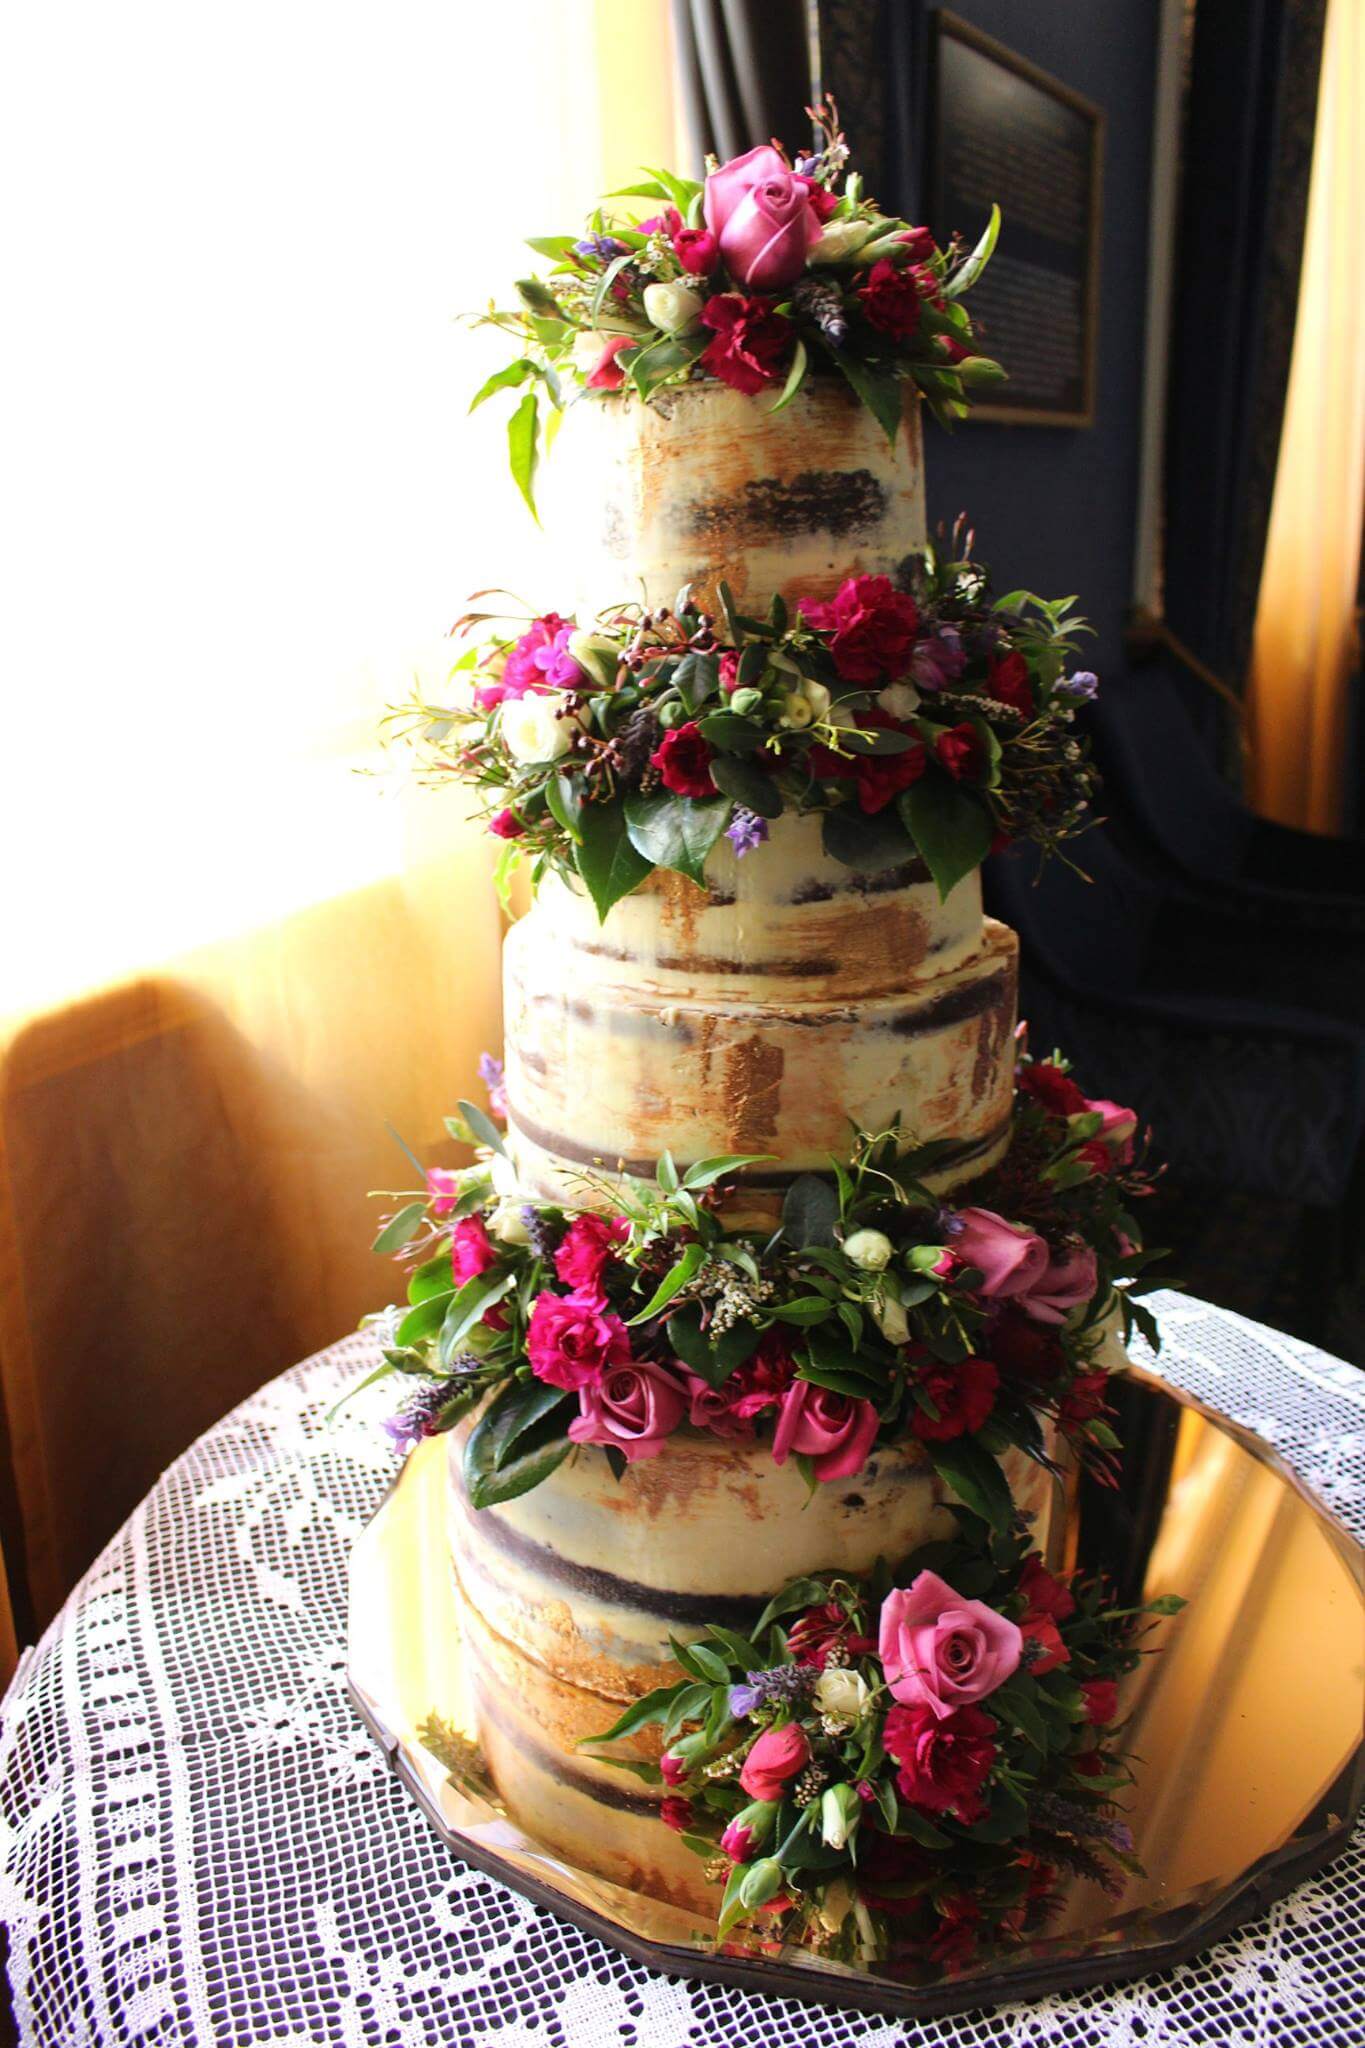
[474,103,1004,512]
[388,532,1099,910]
[365,1045,1161,1516]
[577,1514,1181,1969]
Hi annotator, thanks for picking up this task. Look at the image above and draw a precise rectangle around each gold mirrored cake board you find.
[346,1366,1365,2020]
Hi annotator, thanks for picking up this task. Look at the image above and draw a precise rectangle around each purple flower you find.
[575,234,627,262]
[532,625,587,690]
[383,1370,475,1456]
[726,806,769,857]
[478,1051,508,1118]
[728,1682,762,1719]
[1057,670,1099,701]
[910,625,966,691]
[728,1665,816,1720]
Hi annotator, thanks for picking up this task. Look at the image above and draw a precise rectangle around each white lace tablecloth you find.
[3,1292,1364,2048]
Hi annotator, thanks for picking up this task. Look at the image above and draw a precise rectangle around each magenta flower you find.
[526,1288,632,1391]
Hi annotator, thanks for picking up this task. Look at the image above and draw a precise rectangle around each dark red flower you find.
[1078,1139,1117,1176]
[1071,1745,1109,1778]
[1017,1555,1076,1623]
[1081,1677,1120,1726]
[937,333,971,364]
[909,1355,999,1442]
[1060,1370,1110,1428]
[718,650,740,693]
[799,574,920,683]
[651,720,718,798]
[660,1796,694,1832]
[989,1311,1066,1388]
[884,1700,998,1824]
[787,1601,877,1670]
[554,1212,629,1293]
[699,293,794,394]
[725,1331,797,1419]
[673,225,719,274]
[934,721,987,782]
[897,226,938,263]
[796,175,840,222]
[987,650,1035,718]
[811,707,927,815]
[487,807,526,840]
[927,1893,981,1973]
[1019,1060,1089,1118]
[858,258,922,340]
[1020,1612,1070,1676]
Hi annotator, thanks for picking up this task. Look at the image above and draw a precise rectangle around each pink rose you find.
[673,224,719,274]
[568,1358,687,1461]
[451,1215,497,1285]
[1085,1098,1138,1164]
[683,1373,756,1441]
[426,1168,461,1218]
[949,1207,1049,1298]
[878,1570,1022,1718]
[771,1379,880,1482]
[738,1722,811,1801]
[553,1213,629,1293]
[1019,1244,1099,1325]
[703,144,821,292]
[585,334,635,390]
[526,1288,632,1391]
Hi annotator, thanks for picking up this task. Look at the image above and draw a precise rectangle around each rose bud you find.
[728,686,764,716]
[642,279,705,334]
[820,1781,863,1851]
[843,1227,894,1271]
[809,219,876,264]
[737,1856,785,1910]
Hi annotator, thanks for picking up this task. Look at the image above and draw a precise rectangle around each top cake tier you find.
[540,378,925,626]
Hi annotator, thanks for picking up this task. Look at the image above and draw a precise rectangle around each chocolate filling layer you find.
[505,1106,1012,1182]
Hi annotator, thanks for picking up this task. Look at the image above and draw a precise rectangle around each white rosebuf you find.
[500,692,581,765]
[843,1227,894,1271]
[809,219,876,265]
[642,280,705,334]
[814,1666,870,1723]
[819,1781,863,1851]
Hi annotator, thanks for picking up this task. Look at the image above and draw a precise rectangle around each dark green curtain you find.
[670,0,812,169]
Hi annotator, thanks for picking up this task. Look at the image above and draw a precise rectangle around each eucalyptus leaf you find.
[781,1173,840,1249]
[456,1097,508,1159]
[372,1201,428,1255]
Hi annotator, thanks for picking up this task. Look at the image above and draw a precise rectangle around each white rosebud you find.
[500,691,582,765]
[878,680,921,718]
[779,692,815,729]
[843,1227,894,1271]
[488,1196,530,1244]
[566,631,619,689]
[815,1667,870,1723]
[820,1782,864,1851]
[809,220,876,265]
[872,1292,909,1345]
[642,280,705,335]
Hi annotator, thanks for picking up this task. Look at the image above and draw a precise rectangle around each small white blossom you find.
[843,1227,894,1271]
[878,680,921,718]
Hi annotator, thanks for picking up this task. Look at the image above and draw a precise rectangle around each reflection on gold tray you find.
[347,1367,1365,2019]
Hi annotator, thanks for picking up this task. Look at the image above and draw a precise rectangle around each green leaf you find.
[898,1807,953,1848]
[681,1153,773,1189]
[797,1359,881,1399]
[545,771,584,842]
[514,276,561,316]
[821,804,917,874]
[709,755,783,817]
[589,251,636,325]
[579,1680,690,1747]
[372,1200,428,1255]
[464,1381,574,1508]
[771,1296,838,1327]
[628,331,706,399]
[944,202,1001,300]
[627,1240,706,1325]
[671,649,720,711]
[624,791,731,887]
[395,1292,454,1347]
[574,798,655,920]
[507,390,540,520]
[665,1302,711,1372]
[927,1435,1015,1533]
[440,1270,516,1361]
[752,1575,833,1637]
[409,1251,461,1304]
[899,776,993,900]
[469,358,535,414]
[524,234,579,261]
[765,337,808,415]
[781,1174,840,1248]
[696,712,766,756]
[832,353,906,444]
[456,1097,508,1159]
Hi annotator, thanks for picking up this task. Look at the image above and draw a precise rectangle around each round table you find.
[3,1291,1363,2048]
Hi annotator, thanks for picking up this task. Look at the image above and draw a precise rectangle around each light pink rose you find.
[770,1379,880,1481]
[1018,1245,1099,1325]
[568,1359,687,1462]
[1086,1097,1138,1164]
[703,144,821,292]
[949,1207,1050,1298]
[878,1570,1022,1719]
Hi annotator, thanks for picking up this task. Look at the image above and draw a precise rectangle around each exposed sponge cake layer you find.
[543,377,926,624]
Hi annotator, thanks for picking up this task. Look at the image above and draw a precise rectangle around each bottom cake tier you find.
[446,1424,1065,1911]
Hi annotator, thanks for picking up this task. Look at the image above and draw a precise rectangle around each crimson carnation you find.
[857,258,922,340]
[987,649,1035,718]
[526,1288,632,1391]
[553,1213,629,1293]
[651,720,717,798]
[725,1331,797,1420]
[883,1700,998,1824]
[934,721,987,782]
[487,807,526,840]
[811,707,927,815]
[799,574,920,684]
[1081,1677,1120,1725]
[1060,1370,1110,1427]
[1018,1554,1077,1623]
[699,293,794,394]
[909,1355,998,1442]
[787,1601,877,1670]
[1019,1060,1088,1117]
[989,1309,1066,1387]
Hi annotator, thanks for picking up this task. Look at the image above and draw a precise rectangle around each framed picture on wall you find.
[928,11,1104,426]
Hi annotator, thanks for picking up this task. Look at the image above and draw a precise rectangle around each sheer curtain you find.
[0,0,681,1635]
[1247,0,1365,834]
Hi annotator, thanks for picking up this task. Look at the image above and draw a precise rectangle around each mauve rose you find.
[451,1215,497,1284]
[683,1373,756,1441]
[883,1700,998,1824]
[526,1288,632,1391]
[771,1379,880,1482]
[1081,1677,1120,1726]
[699,293,794,394]
[987,650,1035,717]
[878,1570,1022,1717]
[909,1356,998,1443]
[1018,1555,1076,1622]
[799,575,920,683]
[651,719,718,797]
[738,1722,811,1801]
[568,1358,687,1461]
[949,1207,1050,1298]
[553,1212,629,1293]
[1019,1244,1098,1325]
[704,144,821,291]
[1019,1060,1088,1117]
